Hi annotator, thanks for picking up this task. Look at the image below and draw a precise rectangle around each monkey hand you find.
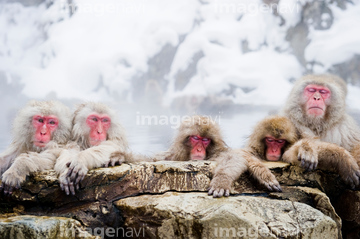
[339,159,360,189]
[297,140,318,171]
[59,167,76,196]
[0,169,25,195]
[208,174,232,198]
[260,173,282,192]
[107,151,126,167]
[67,160,88,192]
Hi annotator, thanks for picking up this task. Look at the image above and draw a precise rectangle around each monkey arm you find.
[317,142,360,189]
[67,140,126,190]
[351,143,360,168]
[283,139,360,188]
[54,142,80,195]
[244,150,282,192]
[0,150,57,194]
[282,139,319,170]
[208,149,249,197]
[110,151,154,163]
[0,143,19,177]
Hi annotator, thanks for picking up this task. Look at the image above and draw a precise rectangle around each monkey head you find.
[72,102,127,149]
[283,74,347,131]
[13,100,72,151]
[247,116,298,161]
[169,115,226,161]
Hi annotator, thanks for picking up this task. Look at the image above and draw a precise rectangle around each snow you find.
[305,1,360,70]
[1,0,360,152]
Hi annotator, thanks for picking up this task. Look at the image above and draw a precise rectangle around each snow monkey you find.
[154,115,282,197]
[281,74,360,188]
[247,115,299,162]
[0,100,72,194]
[246,115,360,187]
[55,102,129,195]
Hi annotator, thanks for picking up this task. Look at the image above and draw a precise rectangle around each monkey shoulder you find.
[321,115,360,150]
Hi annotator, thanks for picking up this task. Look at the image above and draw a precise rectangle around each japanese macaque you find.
[55,102,129,195]
[247,115,299,162]
[246,115,360,187]
[0,100,72,194]
[154,115,282,197]
[280,74,360,188]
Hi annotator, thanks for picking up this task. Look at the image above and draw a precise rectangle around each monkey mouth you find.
[266,155,280,161]
[308,107,324,111]
[89,139,105,146]
[191,156,205,160]
[34,141,47,147]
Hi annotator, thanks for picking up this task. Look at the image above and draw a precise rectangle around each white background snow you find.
[0,0,360,154]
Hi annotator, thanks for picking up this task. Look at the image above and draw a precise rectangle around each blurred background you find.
[1,0,360,155]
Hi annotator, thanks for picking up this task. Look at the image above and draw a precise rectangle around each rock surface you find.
[0,215,96,239]
[115,191,338,239]
[0,161,353,238]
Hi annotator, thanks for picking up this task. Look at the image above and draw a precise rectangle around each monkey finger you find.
[274,184,282,192]
[75,171,86,186]
[60,182,64,192]
[3,184,10,195]
[352,172,359,186]
[308,162,315,171]
[64,185,70,195]
[74,174,81,186]
[7,186,13,195]
[218,189,224,197]
[314,161,318,170]
[301,158,305,168]
[66,167,74,178]
[208,187,214,195]
[212,190,219,198]
[264,182,272,191]
[224,189,230,197]
[69,182,75,196]
[70,168,79,182]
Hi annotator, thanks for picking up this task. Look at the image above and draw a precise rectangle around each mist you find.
[1,0,360,154]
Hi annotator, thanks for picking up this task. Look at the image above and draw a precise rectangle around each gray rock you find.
[115,191,339,239]
[0,215,96,239]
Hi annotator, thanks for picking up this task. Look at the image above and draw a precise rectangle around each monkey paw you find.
[263,178,282,192]
[208,174,232,198]
[298,142,318,171]
[107,151,126,167]
[67,162,88,192]
[341,165,360,189]
[59,170,76,196]
[0,170,25,195]
[259,170,282,192]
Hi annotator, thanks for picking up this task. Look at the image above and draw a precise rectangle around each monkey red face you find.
[265,136,286,161]
[32,115,59,147]
[303,84,331,117]
[189,135,211,160]
[86,114,111,146]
